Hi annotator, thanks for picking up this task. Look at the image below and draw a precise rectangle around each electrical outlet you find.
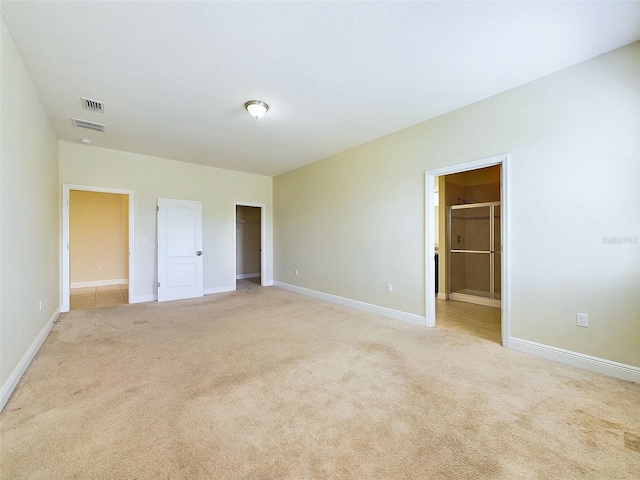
[295,269,299,276]
[98,266,103,272]
[576,313,588,327]
[386,283,393,293]
[39,300,43,311]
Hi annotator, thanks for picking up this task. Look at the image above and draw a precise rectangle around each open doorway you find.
[69,191,129,310]
[445,166,501,307]
[425,155,510,347]
[61,185,134,312]
[234,203,264,289]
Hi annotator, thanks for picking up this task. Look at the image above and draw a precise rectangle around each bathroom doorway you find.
[425,155,509,347]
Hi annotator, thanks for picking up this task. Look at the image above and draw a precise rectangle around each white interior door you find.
[157,198,203,302]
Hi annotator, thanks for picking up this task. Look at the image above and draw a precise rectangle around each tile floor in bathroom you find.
[435,298,502,344]
[70,284,129,310]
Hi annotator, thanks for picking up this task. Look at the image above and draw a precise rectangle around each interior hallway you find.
[70,284,129,310]
[436,298,501,344]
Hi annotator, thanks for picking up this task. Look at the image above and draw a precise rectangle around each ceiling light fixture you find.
[244,100,269,119]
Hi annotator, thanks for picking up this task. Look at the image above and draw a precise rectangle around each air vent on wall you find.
[72,118,106,132]
[81,97,104,113]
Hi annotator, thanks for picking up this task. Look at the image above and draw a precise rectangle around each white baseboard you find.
[71,279,128,288]
[262,280,274,286]
[204,286,235,295]
[509,337,640,384]
[274,281,426,326]
[235,273,261,280]
[437,293,447,300]
[1,308,60,412]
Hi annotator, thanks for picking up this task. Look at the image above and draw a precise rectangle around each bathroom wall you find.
[446,181,466,293]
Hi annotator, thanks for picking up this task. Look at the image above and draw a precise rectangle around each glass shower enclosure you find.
[448,202,501,307]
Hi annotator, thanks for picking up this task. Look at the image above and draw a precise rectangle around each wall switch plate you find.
[386,283,393,293]
[577,313,588,327]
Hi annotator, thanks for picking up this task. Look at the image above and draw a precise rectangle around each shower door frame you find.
[447,201,501,308]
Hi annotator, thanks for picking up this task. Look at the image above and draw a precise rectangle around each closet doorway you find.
[234,204,264,287]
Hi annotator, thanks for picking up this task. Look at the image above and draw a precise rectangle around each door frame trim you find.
[425,154,510,347]
[61,184,135,312]
[234,202,265,287]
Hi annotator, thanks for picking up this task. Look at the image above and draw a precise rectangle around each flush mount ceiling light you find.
[244,100,269,119]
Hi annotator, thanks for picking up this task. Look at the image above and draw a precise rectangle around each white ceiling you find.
[2,1,639,177]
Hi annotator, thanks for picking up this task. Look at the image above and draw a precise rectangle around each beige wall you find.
[1,18,60,388]
[236,206,262,276]
[274,42,640,367]
[69,191,128,285]
[59,142,273,300]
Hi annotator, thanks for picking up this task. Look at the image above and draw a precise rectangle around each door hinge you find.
[67,243,69,250]
[157,282,161,288]
[156,206,159,212]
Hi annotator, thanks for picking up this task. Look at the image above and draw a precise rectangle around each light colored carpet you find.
[1,281,639,479]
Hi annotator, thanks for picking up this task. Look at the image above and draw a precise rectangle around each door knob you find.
[196,251,202,256]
